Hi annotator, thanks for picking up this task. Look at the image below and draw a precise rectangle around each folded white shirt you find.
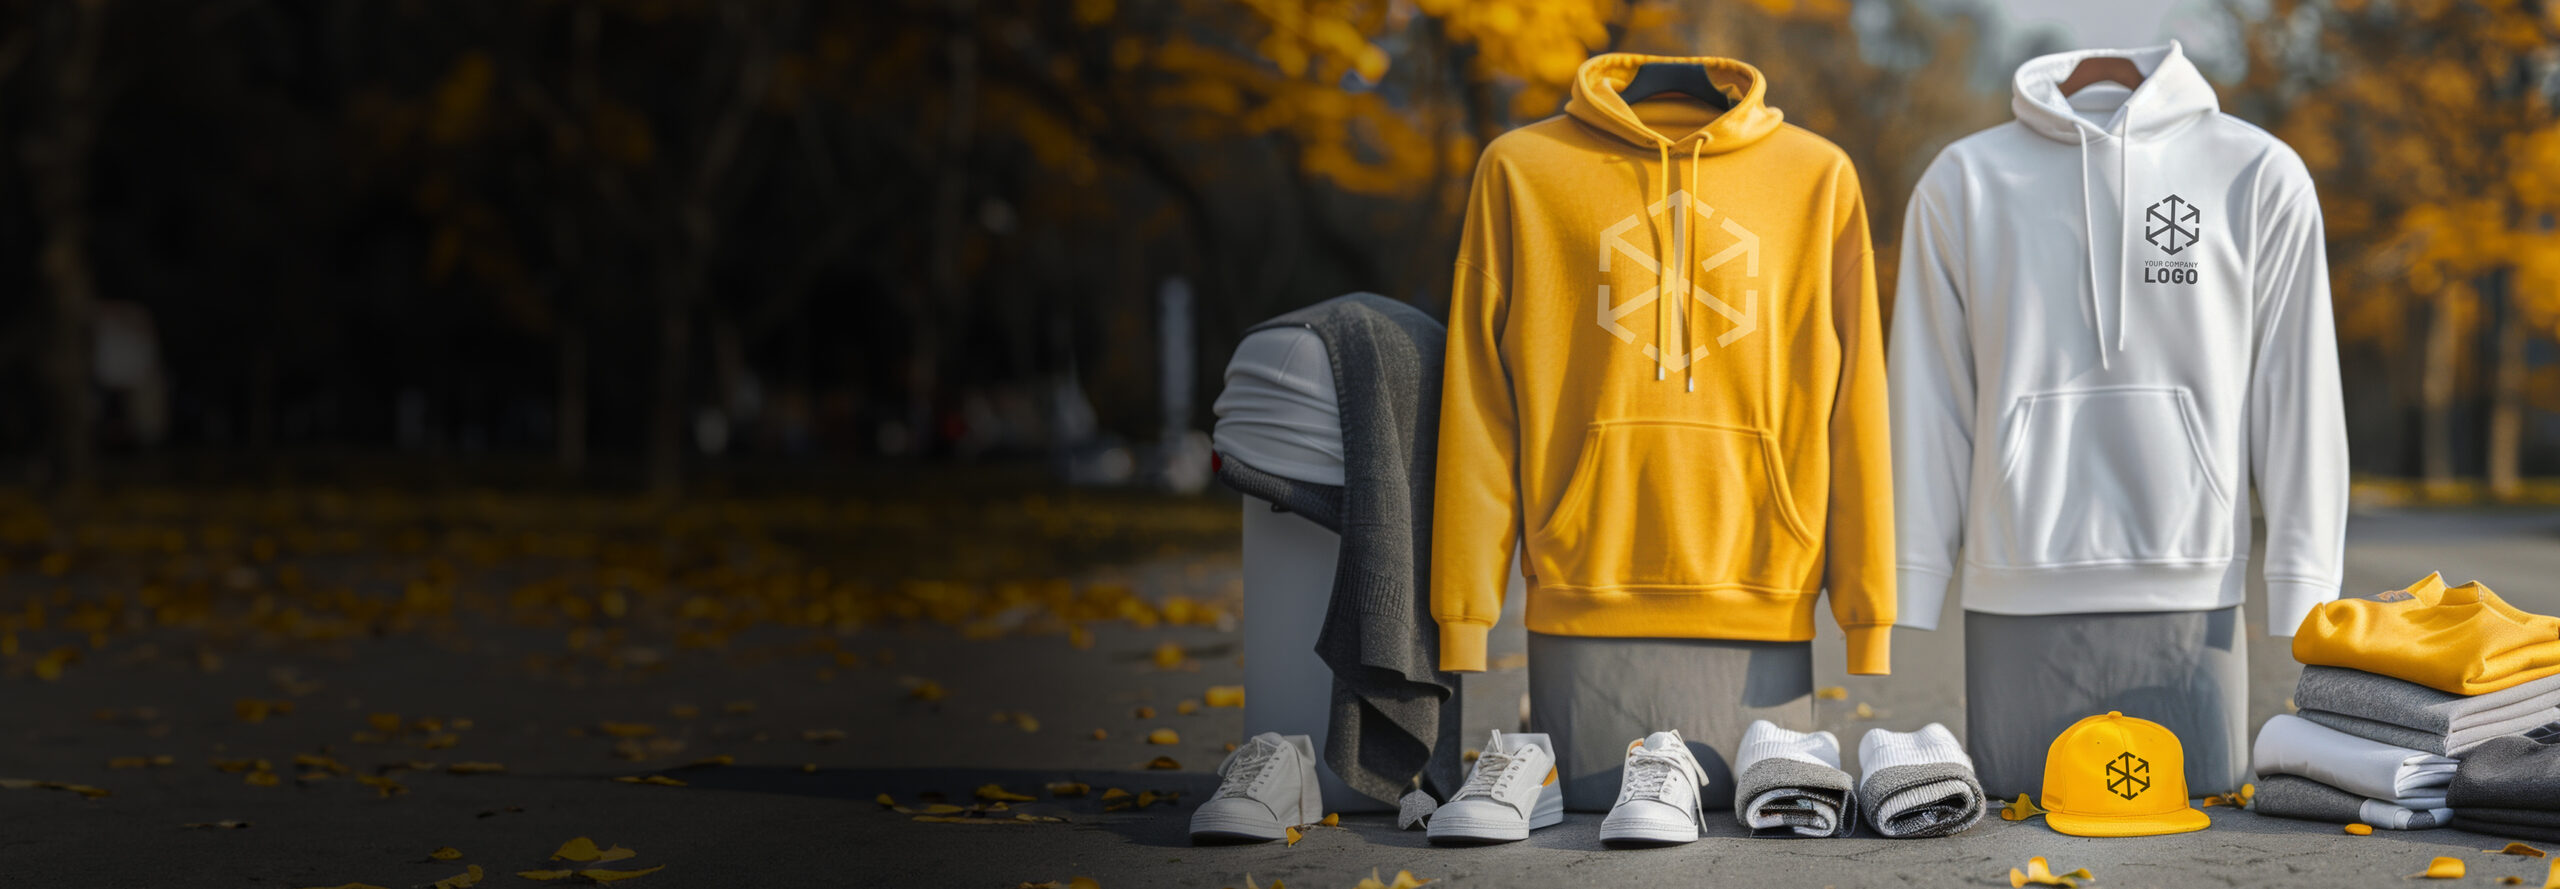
[2252,714,2457,807]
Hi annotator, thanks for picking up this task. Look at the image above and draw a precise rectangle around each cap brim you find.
[2045,805,2210,838]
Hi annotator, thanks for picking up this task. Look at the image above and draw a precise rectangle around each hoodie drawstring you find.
[2075,104,2137,372]
[1647,138,1708,391]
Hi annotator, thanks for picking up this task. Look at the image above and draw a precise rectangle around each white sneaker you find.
[1190,732,1321,843]
[1427,730,1564,844]
[1599,730,1708,846]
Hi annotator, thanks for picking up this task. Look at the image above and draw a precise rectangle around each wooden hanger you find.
[1618,62,1733,111]
[2059,56,2144,96]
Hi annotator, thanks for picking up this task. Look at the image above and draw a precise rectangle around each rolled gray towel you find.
[2251,774,2451,830]
[1856,724,1986,838]
[1732,721,1855,838]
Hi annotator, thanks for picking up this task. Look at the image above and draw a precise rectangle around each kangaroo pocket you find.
[1985,386,2233,568]
[1526,420,1817,591]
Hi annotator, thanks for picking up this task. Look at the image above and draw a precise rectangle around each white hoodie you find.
[1889,41,2346,636]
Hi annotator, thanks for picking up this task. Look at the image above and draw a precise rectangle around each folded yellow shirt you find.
[2292,572,2560,695]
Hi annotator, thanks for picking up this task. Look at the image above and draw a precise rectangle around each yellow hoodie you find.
[1432,54,1894,674]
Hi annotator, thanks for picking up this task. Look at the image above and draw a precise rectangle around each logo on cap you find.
[2106,752,2150,800]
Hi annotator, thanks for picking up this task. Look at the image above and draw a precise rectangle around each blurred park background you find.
[0,0,2550,498]
[0,1,2555,885]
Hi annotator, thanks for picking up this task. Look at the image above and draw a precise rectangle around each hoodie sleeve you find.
[1429,156,1516,672]
[1827,162,1895,675]
[1886,158,1974,632]
[2248,151,2348,638]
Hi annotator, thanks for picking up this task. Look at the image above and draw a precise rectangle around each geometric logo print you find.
[2106,751,2152,800]
[2144,194,2201,255]
[1596,190,1760,372]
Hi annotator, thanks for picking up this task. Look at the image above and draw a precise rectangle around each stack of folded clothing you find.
[1856,724,1987,838]
[1733,721,1856,838]
[2251,714,2456,829]
[2447,734,2560,841]
[2249,573,2560,829]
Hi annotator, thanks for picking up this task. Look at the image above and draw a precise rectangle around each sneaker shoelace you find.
[1454,748,1525,802]
[1619,749,1687,802]
[1214,737,1286,799]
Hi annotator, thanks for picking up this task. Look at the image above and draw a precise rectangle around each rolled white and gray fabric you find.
[2252,774,2453,830]
[2294,666,2560,756]
[1732,721,1855,838]
[2251,714,2457,809]
[1856,723,1987,838]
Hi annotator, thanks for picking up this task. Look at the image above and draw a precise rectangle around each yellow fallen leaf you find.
[1205,686,1245,708]
[1091,729,1108,741]
[516,871,574,881]
[1133,706,1155,719]
[1067,625,1094,650]
[430,846,463,860]
[2414,857,2465,879]
[1285,825,1302,847]
[1147,729,1180,745]
[597,722,657,738]
[1320,813,1339,827]
[552,836,605,862]
[903,678,946,702]
[2487,843,2548,858]
[1152,641,1185,669]
[210,758,269,773]
[293,753,348,774]
[244,770,281,787]
[1015,713,1041,733]
[1013,812,1068,823]
[2346,823,2374,835]
[593,846,637,863]
[1145,756,1180,770]
[1070,879,1099,889]
[107,755,174,769]
[612,775,686,786]
[446,762,506,775]
[1854,702,1875,719]
[2009,856,2092,888]
[2000,793,2045,822]
[1176,700,1200,716]
[918,803,966,815]
[978,783,1036,802]
[428,865,483,889]
[1814,686,1848,700]
[368,713,403,734]
[357,774,406,797]
[1047,782,1090,797]
[1098,788,1130,800]
[1351,870,1433,889]
[2542,859,2560,889]
[683,755,733,768]
[577,866,664,883]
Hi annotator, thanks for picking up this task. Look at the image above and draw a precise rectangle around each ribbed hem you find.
[2264,579,2336,638]
[1844,624,1891,676]
[1438,620,1490,672]
[1960,559,2242,616]
[1524,583,1818,641]
[1895,567,1953,631]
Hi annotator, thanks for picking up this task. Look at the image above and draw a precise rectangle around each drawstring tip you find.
[1656,366,1665,381]
[1686,377,1695,393]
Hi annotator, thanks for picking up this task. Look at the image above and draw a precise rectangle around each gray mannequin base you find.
[1527,632,1813,813]
[1962,606,2250,800]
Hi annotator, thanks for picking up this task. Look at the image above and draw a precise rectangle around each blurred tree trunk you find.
[2420,291,2459,487]
[2488,271,2525,500]
[25,0,110,495]
[557,327,587,477]
[918,1,978,459]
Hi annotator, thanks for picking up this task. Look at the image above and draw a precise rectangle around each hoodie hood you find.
[1565,54,1784,154]
[2008,41,2220,371]
[2010,41,2218,144]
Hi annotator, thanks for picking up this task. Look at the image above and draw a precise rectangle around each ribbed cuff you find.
[1438,620,1490,672]
[1895,567,1953,631]
[2265,579,2337,638]
[1844,624,1891,675]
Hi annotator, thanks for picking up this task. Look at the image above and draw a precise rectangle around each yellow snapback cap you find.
[2039,711,2210,837]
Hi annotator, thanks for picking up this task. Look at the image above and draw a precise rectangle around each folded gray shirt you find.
[2294,667,2560,754]
[2447,735,2560,812]
[2250,774,2452,830]
[2299,707,2560,758]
